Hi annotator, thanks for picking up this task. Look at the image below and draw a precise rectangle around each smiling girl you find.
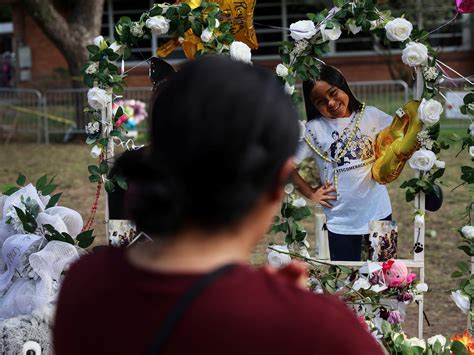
[293,64,393,261]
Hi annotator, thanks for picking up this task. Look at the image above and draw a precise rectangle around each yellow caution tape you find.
[2,104,76,126]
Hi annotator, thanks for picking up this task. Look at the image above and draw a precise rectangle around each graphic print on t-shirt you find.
[326,127,374,167]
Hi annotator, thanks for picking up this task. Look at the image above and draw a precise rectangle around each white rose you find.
[87,87,111,110]
[347,19,361,35]
[200,28,213,43]
[321,23,342,41]
[402,42,428,67]
[414,214,424,229]
[109,41,125,56]
[385,18,413,42]
[435,160,445,169]
[418,98,443,126]
[461,225,474,239]
[405,338,426,350]
[284,81,295,95]
[85,62,99,75]
[276,64,289,77]
[93,35,105,47]
[470,146,474,157]
[450,290,470,314]
[130,22,144,37]
[415,283,428,293]
[146,16,170,36]
[284,184,294,194]
[427,335,446,347]
[267,245,291,268]
[470,123,474,136]
[90,145,102,159]
[353,278,371,291]
[229,41,252,64]
[289,20,316,41]
[408,149,436,171]
[292,197,306,208]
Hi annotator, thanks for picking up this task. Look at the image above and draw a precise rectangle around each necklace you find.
[303,103,366,191]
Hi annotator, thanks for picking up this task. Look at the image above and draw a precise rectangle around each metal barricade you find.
[2,81,408,143]
[43,87,153,142]
[0,88,43,144]
[349,80,409,116]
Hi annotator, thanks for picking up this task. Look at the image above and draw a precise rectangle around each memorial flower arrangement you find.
[113,99,147,131]
[0,175,96,352]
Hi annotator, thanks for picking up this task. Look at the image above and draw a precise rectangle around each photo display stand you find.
[313,186,426,338]
[313,74,427,338]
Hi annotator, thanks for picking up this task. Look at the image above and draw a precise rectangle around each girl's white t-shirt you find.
[295,106,393,235]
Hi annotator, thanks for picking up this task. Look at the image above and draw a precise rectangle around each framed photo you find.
[108,220,137,247]
[367,220,398,261]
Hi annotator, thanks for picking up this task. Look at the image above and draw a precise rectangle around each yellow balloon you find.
[372,100,423,184]
[212,0,258,49]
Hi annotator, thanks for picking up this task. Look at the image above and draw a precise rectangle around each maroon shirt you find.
[54,247,383,355]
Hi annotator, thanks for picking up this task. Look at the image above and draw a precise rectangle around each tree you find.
[18,0,105,87]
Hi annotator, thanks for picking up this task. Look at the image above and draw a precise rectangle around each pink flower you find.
[406,273,417,285]
[387,310,403,325]
[116,114,129,126]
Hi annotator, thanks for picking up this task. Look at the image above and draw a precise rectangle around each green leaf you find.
[88,165,100,175]
[451,270,464,278]
[179,3,191,16]
[458,245,472,256]
[76,229,95,248]
[458,261,470,273]
[115,175,128,190]
[105,180,115,193]
[84,74,95,88]
[3,186,19,196]
[292,206,312,221]
[99,160,109,175]
[40,184,57,196]
[35,175,48,190]
[86,45,100,54]
[16,173,26,186]
[88,174,101,183]
[14,206,38,233]
[45,193,62,209]
[451,340,469,355]
[61,232,76,245]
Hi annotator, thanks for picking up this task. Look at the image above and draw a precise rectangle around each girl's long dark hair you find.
[303,64,362,121]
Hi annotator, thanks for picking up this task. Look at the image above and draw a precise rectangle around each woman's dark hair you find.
[114,56,299,237]
[303,64,362,121]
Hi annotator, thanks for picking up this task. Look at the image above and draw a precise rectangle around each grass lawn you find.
[0,141,471,338]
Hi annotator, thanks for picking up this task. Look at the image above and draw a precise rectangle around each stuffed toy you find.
[382,259,416,287]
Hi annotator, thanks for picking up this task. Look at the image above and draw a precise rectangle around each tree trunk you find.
[20,0,105,88]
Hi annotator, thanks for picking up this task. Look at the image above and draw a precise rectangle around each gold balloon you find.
[212,0,258,49]
[175,0,258,49]
[372,100,423,184]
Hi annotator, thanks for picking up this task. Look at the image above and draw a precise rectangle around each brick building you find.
[2,0,474,89]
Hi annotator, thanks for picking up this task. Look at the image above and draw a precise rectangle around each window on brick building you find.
[102,0,472,63]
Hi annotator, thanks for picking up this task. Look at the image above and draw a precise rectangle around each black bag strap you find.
[147,264,235,355]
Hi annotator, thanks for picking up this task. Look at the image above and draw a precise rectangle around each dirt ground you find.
[0,143,471,338]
